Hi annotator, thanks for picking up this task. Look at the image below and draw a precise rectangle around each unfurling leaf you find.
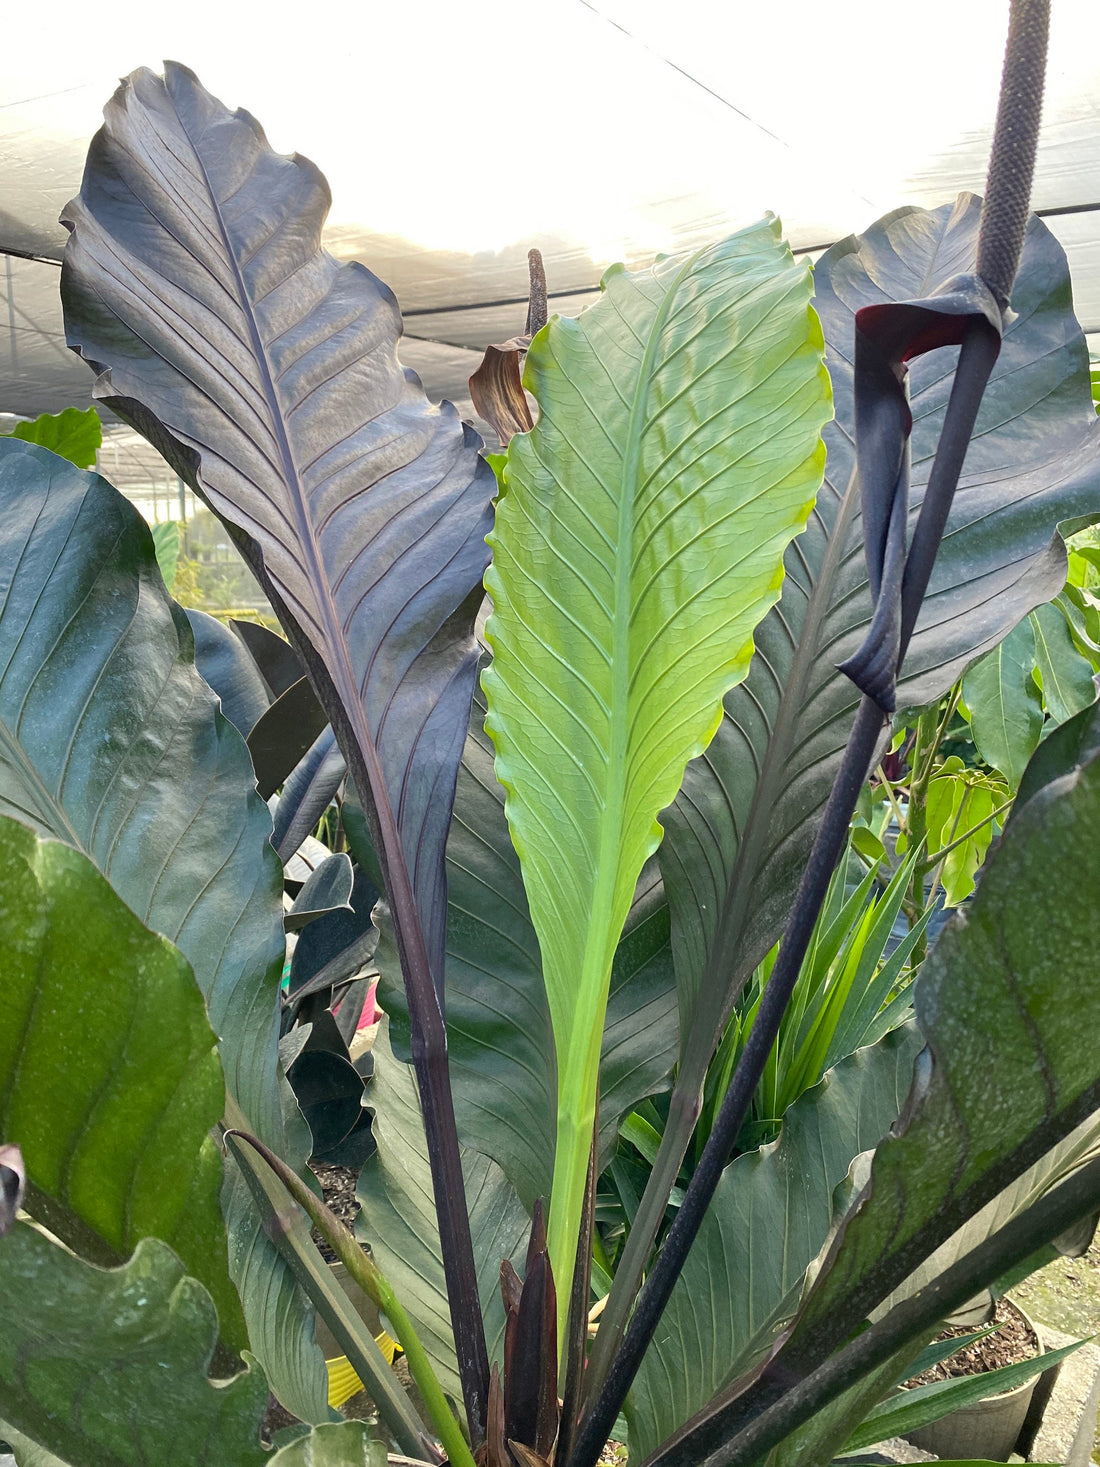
[469,249,547,446]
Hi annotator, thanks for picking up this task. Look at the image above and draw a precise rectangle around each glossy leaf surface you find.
[0,1226,268,1467]
[784,728,1100,1366]
[628,1023,922,1457]
[484,219,830,1301]
[0,439,325,1418]
[0,816,235,1338]
[61,68,497,1420]
[273,727,347,862]
[61,61,495,989]
[186,608,272,739]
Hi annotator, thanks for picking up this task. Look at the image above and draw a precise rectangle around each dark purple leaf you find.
[247,677,330,800]
[61,63,496,1431]
[231,619,304,699]
[273,726,347,863]
[186,608,271,738]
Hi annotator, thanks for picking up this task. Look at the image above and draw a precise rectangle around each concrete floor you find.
[1013,1240,1100,1463]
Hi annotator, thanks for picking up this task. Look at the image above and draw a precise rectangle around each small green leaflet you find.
[1029,600,1096,725]
[483,218,831,1332]
[2,406,101,468]
[962,619,1042,788]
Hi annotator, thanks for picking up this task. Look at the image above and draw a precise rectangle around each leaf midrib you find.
[595,252,701,966]
[171,87,423,969]
[0,715,85,852]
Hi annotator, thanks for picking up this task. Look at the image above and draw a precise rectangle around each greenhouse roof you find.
[2,0,1098,424]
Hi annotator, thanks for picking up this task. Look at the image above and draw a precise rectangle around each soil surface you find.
[905,1297,1038,1389]
[309,1159,361,1262]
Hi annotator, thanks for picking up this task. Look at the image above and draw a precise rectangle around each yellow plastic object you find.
[325,1331,401,1409]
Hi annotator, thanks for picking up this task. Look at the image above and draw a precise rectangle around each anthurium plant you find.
[4,4,1100,1465]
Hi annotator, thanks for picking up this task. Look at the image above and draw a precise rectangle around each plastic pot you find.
[905,1303,1045,1463]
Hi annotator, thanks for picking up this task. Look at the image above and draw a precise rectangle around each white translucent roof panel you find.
[2,0,1098,418]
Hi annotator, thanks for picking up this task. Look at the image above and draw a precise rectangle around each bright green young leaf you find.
[483,219,831,1315]
[152,519,181,591]
[0,816,238,1344]
[0,1226,268,1467]
[376,673,678,1211]
[962,618,1042,788]
[925,760,1008,908]
[3,406,101,468]
[1029,600,1097,725]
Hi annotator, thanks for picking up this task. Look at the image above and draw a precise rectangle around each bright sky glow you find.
[2,0,1097,272]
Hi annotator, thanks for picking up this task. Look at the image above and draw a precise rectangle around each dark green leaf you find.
[61,61,495,993]
[287,852,355,932]
[0,1226,268,1467]
[186,608,272,738]
[288,1050,365,1158]
[0,438,325,1418]
[289,867,380,1001]
[661,196,1100,1088]
[628,1023,922,1457]
[782,733,1100,1371]
[273,727,347,863]
[231,619,304,700]
[248,677,330,800]
[62,70,499,1406]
